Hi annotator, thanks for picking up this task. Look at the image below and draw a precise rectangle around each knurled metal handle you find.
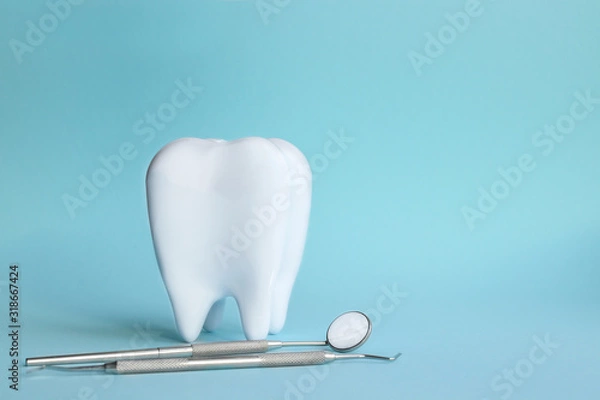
[115,351,331,374]
[256,351,329,367]
[116,358,196,374]
[191,340,270,357]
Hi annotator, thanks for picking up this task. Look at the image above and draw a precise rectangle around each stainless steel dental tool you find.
[46,351,402,375]
[26,311,372,367]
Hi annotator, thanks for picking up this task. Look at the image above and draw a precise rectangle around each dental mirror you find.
[324,310,372,352]
[275,310,372,352]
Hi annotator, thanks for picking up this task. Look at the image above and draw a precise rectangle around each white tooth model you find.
[146,138,312,342]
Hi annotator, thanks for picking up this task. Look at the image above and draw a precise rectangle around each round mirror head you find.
[326,311,372,352]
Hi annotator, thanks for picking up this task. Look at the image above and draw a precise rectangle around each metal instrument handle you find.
[113,351,332,374]
[191,340,273,357]
[26,346,191,367]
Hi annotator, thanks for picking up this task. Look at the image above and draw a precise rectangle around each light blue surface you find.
[1,0,599,399]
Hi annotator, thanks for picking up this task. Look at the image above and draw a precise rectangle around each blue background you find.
[1,0,599,399]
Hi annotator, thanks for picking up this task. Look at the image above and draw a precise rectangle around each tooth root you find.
[203,299,226,332]
[167,280,218,342]
[235,285,272,340]
[175,302,213,343]
[240,218,289,338]
[269,284,293,334]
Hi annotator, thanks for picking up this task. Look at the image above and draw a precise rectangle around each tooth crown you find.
[146,137,312,342]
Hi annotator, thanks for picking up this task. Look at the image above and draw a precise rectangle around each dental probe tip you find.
[362,352,402,361]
